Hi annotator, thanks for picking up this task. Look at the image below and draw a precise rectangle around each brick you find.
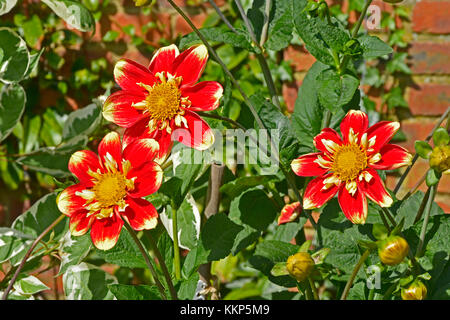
[284,45,316,72]
[412,0,450,34]
[399,117,443,152]
[403,159,450,194]
[282,81,300,113]
[435,194,450,213]
[174,11,208,35]
[409,42,450,74]
[408,84,450,116]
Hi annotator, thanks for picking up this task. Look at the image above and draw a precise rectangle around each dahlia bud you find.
[429,145,450,174]
[401,280,427,300]
[378,236,409,266]
[286,252,315,282]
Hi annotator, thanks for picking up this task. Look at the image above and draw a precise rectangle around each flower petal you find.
[149,44,179,75]
[341,110,369,143]
[68,150,102,186]
[57,184,87,216]
[127,161,163,198]
[98,132,122,171]
[69,210,95,236]
[103,90,148,128]
[114,58,155,92]
[90,213,124,251]
[171,45,208,86]
[278,202,302,225]
[359,169,393,207]
[181,81,223,111]
[122,197,158,231]
[123,118,173,161]
[303,174,340,210]
[338,184,368,224]
[123,138,160,169]
[369,144,412,170]
[172,111,214,150]
[365,121,400,154]
[291,153,329,177]
[313,128,343,154]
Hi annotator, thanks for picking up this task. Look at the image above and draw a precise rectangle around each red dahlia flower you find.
[103,44,223,159]
[56,132,163,250]
[278,202,302,225]
[291,110,412,224]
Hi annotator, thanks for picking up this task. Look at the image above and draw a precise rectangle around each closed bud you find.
[286,252,315,282]
[429,145,450,174]
[378,236,409,266]
[401,280,427,300]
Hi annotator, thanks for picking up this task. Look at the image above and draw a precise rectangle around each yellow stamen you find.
[331,143,367,182]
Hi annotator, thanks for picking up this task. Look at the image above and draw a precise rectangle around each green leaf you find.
[0,227,33,264]
[96,228,147,269]
[179,27,255,52]
[63,262,116,300]
[0,83,26,143]
[372,223,388,240]
[293,0,350,66]
[414,140,433,159]
[220,175,277,199]
[108,284,162,300]
[396,191,444,229]
[177,272,199,300]
[13,275,49,295]
[21,15,44,47]
[264,0,294,51]
[249,240,299,287]
[58,231,92,275]
[229,188,277,232]
[426,168,441,187]
[0,0,18,16]
[182,213,243,277]
[62,103,101,141]
[102,30,120,42]
[0,28,29,82]
[358,34,393,58]
[42,0,95,32]
[347,281,367,300]
[316,68,360,112]
[385,86,408,109]
[270,262,289,276]
[432,127,449,147]
[16,148,72,177]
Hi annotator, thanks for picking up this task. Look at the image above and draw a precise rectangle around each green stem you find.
[416,184,437,257]
[340,249,370,300]
[413,187,431,224]
[368,288,375,300]
[308,277,320,300]
[207,0,237,33]
[2,214,65,300]
[146,232,178,300]
[381,207,397,228]
[382,283,397,300]
[379,209,392,233]
[322,109,332,129]
[171,203,181,280]
[124,222,167,300]
[196,111,246,130]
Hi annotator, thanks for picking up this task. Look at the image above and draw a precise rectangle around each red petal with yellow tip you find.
[149,44,179,75]
[127,161,163,198]
[69,210,95,237]
[303,173,340,210]
[90,212,124,251]
[338,184,368,224]
[98,131,122,171]
[57,183,87,216]
[369,144,411,170]
[359,168,393,208]
[172,110,214,151]
[122,197,158,231]
[365,121,400,154]
[291,153,329,177]
[123,138,160,169]
[114,58,155,92]
[171,45,208,86]
[340,110,369,143]
[68,150,103,186]
[102,90,148,128]
[278,202,302,225]
[313,128,343,154]
[181,81,223,111]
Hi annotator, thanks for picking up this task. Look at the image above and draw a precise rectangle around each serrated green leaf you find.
[108,284,162,300]
[58,231,92,275]
[432,128,449,147]
[0,83,26,143]
[358,34,393,58]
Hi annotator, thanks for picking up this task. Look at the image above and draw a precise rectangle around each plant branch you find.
[394,107,450,195]
[416,184,438,257]
[2,214,65,300]
[146,232,178,300]
[124,222,167,300]
[208,0,237,33]
[340,249,370,300]
[171,202,181,281]
[196,111,247,130]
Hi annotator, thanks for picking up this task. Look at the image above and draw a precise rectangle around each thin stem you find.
[146,232,178,300]
[413,187,431,224]
[234,0,258,44]
[340,249,370,300]
[381,207,397,228]
[379,209,392,233]
[197,111,247,130]
[208,0,237,33]
[124,222,167,300]
[416,184,437,257]
[382,283,397,300]
[394,107,450,194]
[171,203,181,280]
[2,214,65,300]
[401,171,427,201]
[322,110,332,130]
[308,277,319,300]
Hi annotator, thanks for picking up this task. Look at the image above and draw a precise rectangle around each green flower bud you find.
[378,236,409,266]
[429,145,450,174]
[401,280,427,300]
[286,252,315,282]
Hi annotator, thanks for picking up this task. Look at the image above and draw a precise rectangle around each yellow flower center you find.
[331,143,367,182]
[92,172,128,208]
[146,81,181,122]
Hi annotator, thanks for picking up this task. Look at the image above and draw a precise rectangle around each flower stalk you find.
[416,183,438,257]
[171,202,182,280]
[340,249,370,300]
